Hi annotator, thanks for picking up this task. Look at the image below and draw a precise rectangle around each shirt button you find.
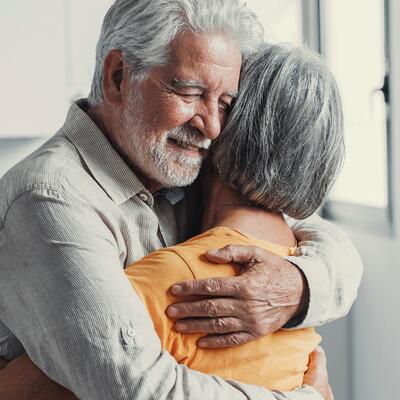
[127,327,136,337]
[121,327,137,346]
[138,193,149,202]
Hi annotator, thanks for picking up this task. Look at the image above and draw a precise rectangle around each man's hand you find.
[167,244,308,348]
[303,347,334,400]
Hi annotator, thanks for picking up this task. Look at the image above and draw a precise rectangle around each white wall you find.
[318,317,351,400]
[349,232,400,399]
[0,0,113,138]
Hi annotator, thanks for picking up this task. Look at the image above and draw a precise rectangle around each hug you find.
[0,1,362,399]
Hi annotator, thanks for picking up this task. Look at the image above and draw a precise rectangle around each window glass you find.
[321,0,388,208]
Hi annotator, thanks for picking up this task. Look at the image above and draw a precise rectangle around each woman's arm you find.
[0,354,77,400]
[1,349,331,400]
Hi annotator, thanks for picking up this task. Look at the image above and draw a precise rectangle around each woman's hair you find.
[212,44,345,219]
[88,0,264,106]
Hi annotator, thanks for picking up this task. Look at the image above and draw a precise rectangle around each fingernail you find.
[198,341,209,348]
[171,285,183,295]
[167,307,178,317]
[175,323,187,331]
[206,249,219,256]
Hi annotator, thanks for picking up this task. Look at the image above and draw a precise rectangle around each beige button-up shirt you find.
[0,101,362,399]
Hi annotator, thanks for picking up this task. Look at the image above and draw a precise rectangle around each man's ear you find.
[102,50,126,105]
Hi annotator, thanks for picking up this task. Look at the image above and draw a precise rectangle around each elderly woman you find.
[0,44,341,400]
[125,43,343,394]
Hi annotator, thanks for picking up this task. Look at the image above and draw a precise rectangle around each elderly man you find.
[0,0,361,399]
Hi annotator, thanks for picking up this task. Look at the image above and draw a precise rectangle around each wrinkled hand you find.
[167,244,308,348]
[303,347,334,400]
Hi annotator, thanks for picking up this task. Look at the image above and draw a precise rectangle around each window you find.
[318,0,392,234]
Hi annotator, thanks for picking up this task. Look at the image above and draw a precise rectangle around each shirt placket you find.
[153,196,179,248]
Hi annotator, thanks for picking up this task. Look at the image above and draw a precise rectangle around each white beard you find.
[122,93,211,188]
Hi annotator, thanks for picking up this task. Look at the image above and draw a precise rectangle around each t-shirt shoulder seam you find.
[164,247,197,280]
[169,247,199,280]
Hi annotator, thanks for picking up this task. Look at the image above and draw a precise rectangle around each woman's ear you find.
[102,50,125,105]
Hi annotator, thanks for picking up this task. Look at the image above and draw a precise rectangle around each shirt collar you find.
[154,187,185,205]
[61,99,184,206]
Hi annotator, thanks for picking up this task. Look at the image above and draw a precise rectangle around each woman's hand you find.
[167,244,308,348]
[303,347,334,400]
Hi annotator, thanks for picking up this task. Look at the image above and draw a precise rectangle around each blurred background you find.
[1,1,399,398]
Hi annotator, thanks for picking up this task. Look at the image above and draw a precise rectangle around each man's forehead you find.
[168,31,242,71]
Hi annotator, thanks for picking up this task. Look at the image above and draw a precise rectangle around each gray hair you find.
[88,0,264,106]
[212,44,345,219]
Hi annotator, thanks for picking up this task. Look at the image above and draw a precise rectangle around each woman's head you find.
[212,44,344,219]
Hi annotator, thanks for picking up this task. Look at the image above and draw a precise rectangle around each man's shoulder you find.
[0,132,101,219]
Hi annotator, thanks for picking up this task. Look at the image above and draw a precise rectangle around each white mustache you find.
[167,127,211,150]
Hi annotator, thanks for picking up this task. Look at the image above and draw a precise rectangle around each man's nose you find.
[189,102,222,140]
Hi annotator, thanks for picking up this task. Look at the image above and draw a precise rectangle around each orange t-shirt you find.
[125,227,320,391]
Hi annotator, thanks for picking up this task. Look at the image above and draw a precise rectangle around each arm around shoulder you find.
[285,213,363,328]
[0,188,321,400]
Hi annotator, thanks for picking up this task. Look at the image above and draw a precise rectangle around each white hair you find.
[88,0,264,106]
[213,44,345,219]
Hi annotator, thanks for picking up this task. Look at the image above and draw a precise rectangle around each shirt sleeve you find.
[0,188,322,400]
[285,213,363,328]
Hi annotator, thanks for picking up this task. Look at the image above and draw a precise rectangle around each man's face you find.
[118,31,242,189]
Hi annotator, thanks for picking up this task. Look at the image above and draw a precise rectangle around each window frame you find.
[304,0,395,236]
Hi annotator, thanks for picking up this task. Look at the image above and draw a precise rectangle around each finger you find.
[309,346,327,368]
[174,317,242,334]
[205,245,268,265]
[304,346,328,383]
[328,385,334,400]
[167,298,241,319]
[198,332,256,348]
[170,276,243,297]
